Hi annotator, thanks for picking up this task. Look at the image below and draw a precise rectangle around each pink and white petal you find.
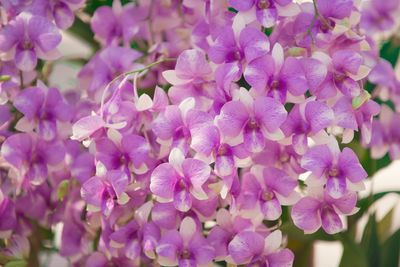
[182,158,210,189]
[305,101,334,133]
[336,77,361,97]
[15,49,37,71]
[239,26,270,62]
[301,58,327,89]
[254,96,287,132]
[216,100,248,137]
[71,115,105,141]
[332,192,357,215]
[229,0,254,11]
[244,55,274,90]
[266,249,295,267]
[291,197,322,234]
[281,57,308,96]
[301,145,333,178]
[326,176,347,199]
[332,97,358,130]
[14,87,45,120]
[215,155,235,177]
[175,49,211,79]
[256,7,277,28]
[192,243,215,265]
[276,2,301,16]
[338,148,368,183]
[244,128,265,153]
[191,125,220,156]
[228,231,264,265]
[173,187,192,212]
[179,217,197,245]
[150,163,177,200]
[169,148,185,171]
[261,198,282,220]
[263,167,297,197]
[151,202,179,230]
[264,230,282,254]
[162,70,188,85]
[215,62,242,90]
[28,16,61,52]
[81,177,104,207]
[271,43,284,72]
[107,170,129,198]
[156,244,179,266]
[38,120,57,141]
[292,133,308,155]
[321,207,343,234]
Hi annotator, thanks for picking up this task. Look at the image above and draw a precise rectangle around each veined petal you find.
[291,197,322,233]
[150,163,177,200]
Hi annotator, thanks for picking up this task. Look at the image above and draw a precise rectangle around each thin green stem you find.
[100,57,176,116]
[306,0,320,44]
[108,57,176,89]
[19,71,24,89]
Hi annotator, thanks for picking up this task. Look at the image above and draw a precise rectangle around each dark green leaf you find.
[4,260,27,267]
[84,0,135,15]
[0,75,11,82]
[57,180,69,201]
[339,236,368,267]
[280,222,335,242]
[67,17,99,51]
[361,214,380,267]
[356,191,400,221]
[363,153,391,177]
[0,254,17,265]
[263,27,273,36]
[380,38,400,68]
[292,242,313,267]
[378,208,394,241]
[380,229,400,267]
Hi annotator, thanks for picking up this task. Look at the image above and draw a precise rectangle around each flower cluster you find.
[0,0,399,266]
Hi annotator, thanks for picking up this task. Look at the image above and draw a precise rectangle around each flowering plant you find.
[0,0,399,266]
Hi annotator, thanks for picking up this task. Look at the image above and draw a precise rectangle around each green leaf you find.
[67,17,98,51]
[0,254,17,265]
[339,236,368,267]
[354,191,400,221]
[352,90,371,109]
[380,38,400,68]
[0,75,11,82]
[292,242,313,267]
[378,208,394,241]
[361,214,380,267]
[380,229,400,267]
[84,0,134,15]
[57,180,69,201]
[280,222,335,242]
[4,260,27,267]
[364,153,391,177]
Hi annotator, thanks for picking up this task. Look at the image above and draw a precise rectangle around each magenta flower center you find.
[328,167,340,177]
[270,80,280,90]
[257,0,271,9]
[319,18,335,33]
[280,152,290,163]
[22,39,33,50]
[261,190,274,201]
[217,144,228,156]
[247,118,259,130]
[180,249,191,259]
[178,178,188,190]
[334,73,346,82]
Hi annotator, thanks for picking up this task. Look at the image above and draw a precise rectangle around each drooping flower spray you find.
[0,0,399,266]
